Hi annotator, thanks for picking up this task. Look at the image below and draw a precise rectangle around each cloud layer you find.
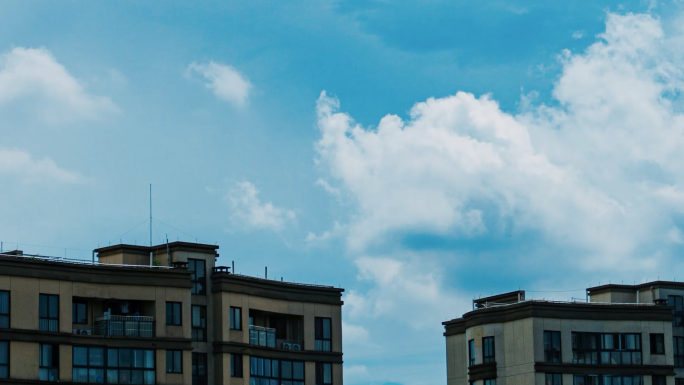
[0,149,82,184]
[189,61,252,107]
[226,181,296,231]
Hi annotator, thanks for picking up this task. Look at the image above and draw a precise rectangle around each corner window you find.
[191,353,207,385]
[39,343,59,381]
[482,336,495,363]
[188,259,206,295]
[468,339,475,366]
[229,307,241,330]
[650,334,664,354]
[72,301,87,324]
[0,341,7,379]
[191,305,206,342]
[166,302,182,326]
[231,354,243,378]
[315,317,332,351]
[39,294,59,332]
[669,295,684,327]
[316,362,332,385]
[544,331,561,363]
[545,373,561,385]
[0,291,8,328]
[166,350,182,373]
[674,337,684,368]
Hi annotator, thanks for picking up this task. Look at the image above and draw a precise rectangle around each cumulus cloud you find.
[188,61,252,107]
[572,30,584,39]
[0,47,117,122]
[226,181,296,231]
[0,149,83,183]
[305,221,346,244]
[315,12,684,272]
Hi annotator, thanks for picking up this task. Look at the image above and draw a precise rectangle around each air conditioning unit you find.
[282,343,292,350]
[78,329,91,335]
[292,344,301,351]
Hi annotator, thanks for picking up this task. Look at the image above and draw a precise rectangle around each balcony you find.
[93,315,154,338]
[249,325,276,348]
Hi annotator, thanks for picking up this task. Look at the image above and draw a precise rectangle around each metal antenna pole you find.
[150,184,152,247]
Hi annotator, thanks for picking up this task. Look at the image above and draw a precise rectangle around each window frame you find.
[650,333,665,355]
[230,354,243,378]
[316,362,332,385]
[188,259,206,296]
[166,302,182,326]
[573,375,642,384]
[0,291,9,329]
[0,340,8,379]
[544,331,562,363]
[468,339,475,366]
[652,375,666,385]
[191,305,207,342]
[191,352,207,385]
[39,343,59,382]
[250,356,305,384]
[674,336,684,368]
[482,336,495,364]
[39,294,59,332]
[670,295,684,327]
[229,307,241,331]
[315,317,332,352]
[166,350,183,374]
[571,332,642,365]
[545,373,561,385]
[72,300,88,325]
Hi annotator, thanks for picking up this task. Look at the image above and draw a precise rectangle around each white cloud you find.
[0,149,82,183]
[305,221,345,244]
[344,365,370,383]
[572,30,584,39]
[314,12,684,271]
[0,47,117,122]
[342,321,370,345]
[315,178,340,196]
[188,61,252,107]
[226,181,295,231]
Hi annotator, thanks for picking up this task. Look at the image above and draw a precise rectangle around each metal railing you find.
[213,266,337,289]
[94,315,155,338]
[249,325,276,348]
[0,252,173,269]
[477,299,660,309]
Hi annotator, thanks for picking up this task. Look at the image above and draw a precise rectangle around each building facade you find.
[444,282,684,385]
[0,242,343,385]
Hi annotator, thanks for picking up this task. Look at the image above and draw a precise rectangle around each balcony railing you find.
[94,315,154,338]
[249,325,276,348]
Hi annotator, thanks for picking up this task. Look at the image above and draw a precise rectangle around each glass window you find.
[0,291,8,329]
[315,317,332,352]
[546,373,561,385]
[652,376,666,385]
[250,357,304,385]
[191,305,207,342]
[483,336,495,363]
[192,353,207,385]
[188,259,206,295]
[78,348,155,384]
[166,302,182,326]
[669,295,684,327]
[0,341,8,379]
[572,332,642,365]
[468,339,475,366]
[39,344,59,382]
[484,380,496,385]
[73,301,87,324]
[231,354,243,378]
[230,307,241,330]
[650,334,665,354]
[675,337,684,368]
[166,350,182,373]
[316,363,332,385]
[573,375,642,385]
[39,294,59,332]
[544,331,561,363]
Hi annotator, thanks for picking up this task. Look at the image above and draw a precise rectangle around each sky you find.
[2,1,684,384]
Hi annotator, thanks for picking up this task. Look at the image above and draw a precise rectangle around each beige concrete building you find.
[444,282,684,385]
[0,242,343,385]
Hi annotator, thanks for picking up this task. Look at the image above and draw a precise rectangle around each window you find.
[0,291,8,328]
[188,259,206,295]
[468,339,475,366]
[231,354,243,378]
[675,337,684,368]
[166,302,182,326]
[73,346,105,383]
[650,334,665,354]
[544,331,561,363]
[191,353,207,385]
[484,380,496,385]
[191,306,206,342]
[316,362,332,385]
[315,317,332,351]
[669,295,684,327]
[483,336,495,363]
[73,301,87,324]
[229,307,241,330]
[652,376,666,385]
[573,375,642,385]
[0,341,7,379]
[89,348,155,384]
[39,343,59,381]
[571,332,642,365]
[546,373,561,385]
[250,356,304,385]
[166,350,182,373]
[39,294,59,332]
[676,379,684,385]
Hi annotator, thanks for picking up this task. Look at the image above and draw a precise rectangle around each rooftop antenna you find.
[149,184,152,247]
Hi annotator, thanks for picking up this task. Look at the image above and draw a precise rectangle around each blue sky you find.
[2,1,684,384]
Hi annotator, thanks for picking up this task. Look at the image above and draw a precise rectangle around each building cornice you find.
[534,362,675,376]
[0,328,192,350]
[213,341,343,363]
[211,273,344,305]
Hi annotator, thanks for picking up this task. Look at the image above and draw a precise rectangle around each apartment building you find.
[0,241,343,385]
[443,281,684,385]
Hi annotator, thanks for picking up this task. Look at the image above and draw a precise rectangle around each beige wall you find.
[9,341,38,380]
